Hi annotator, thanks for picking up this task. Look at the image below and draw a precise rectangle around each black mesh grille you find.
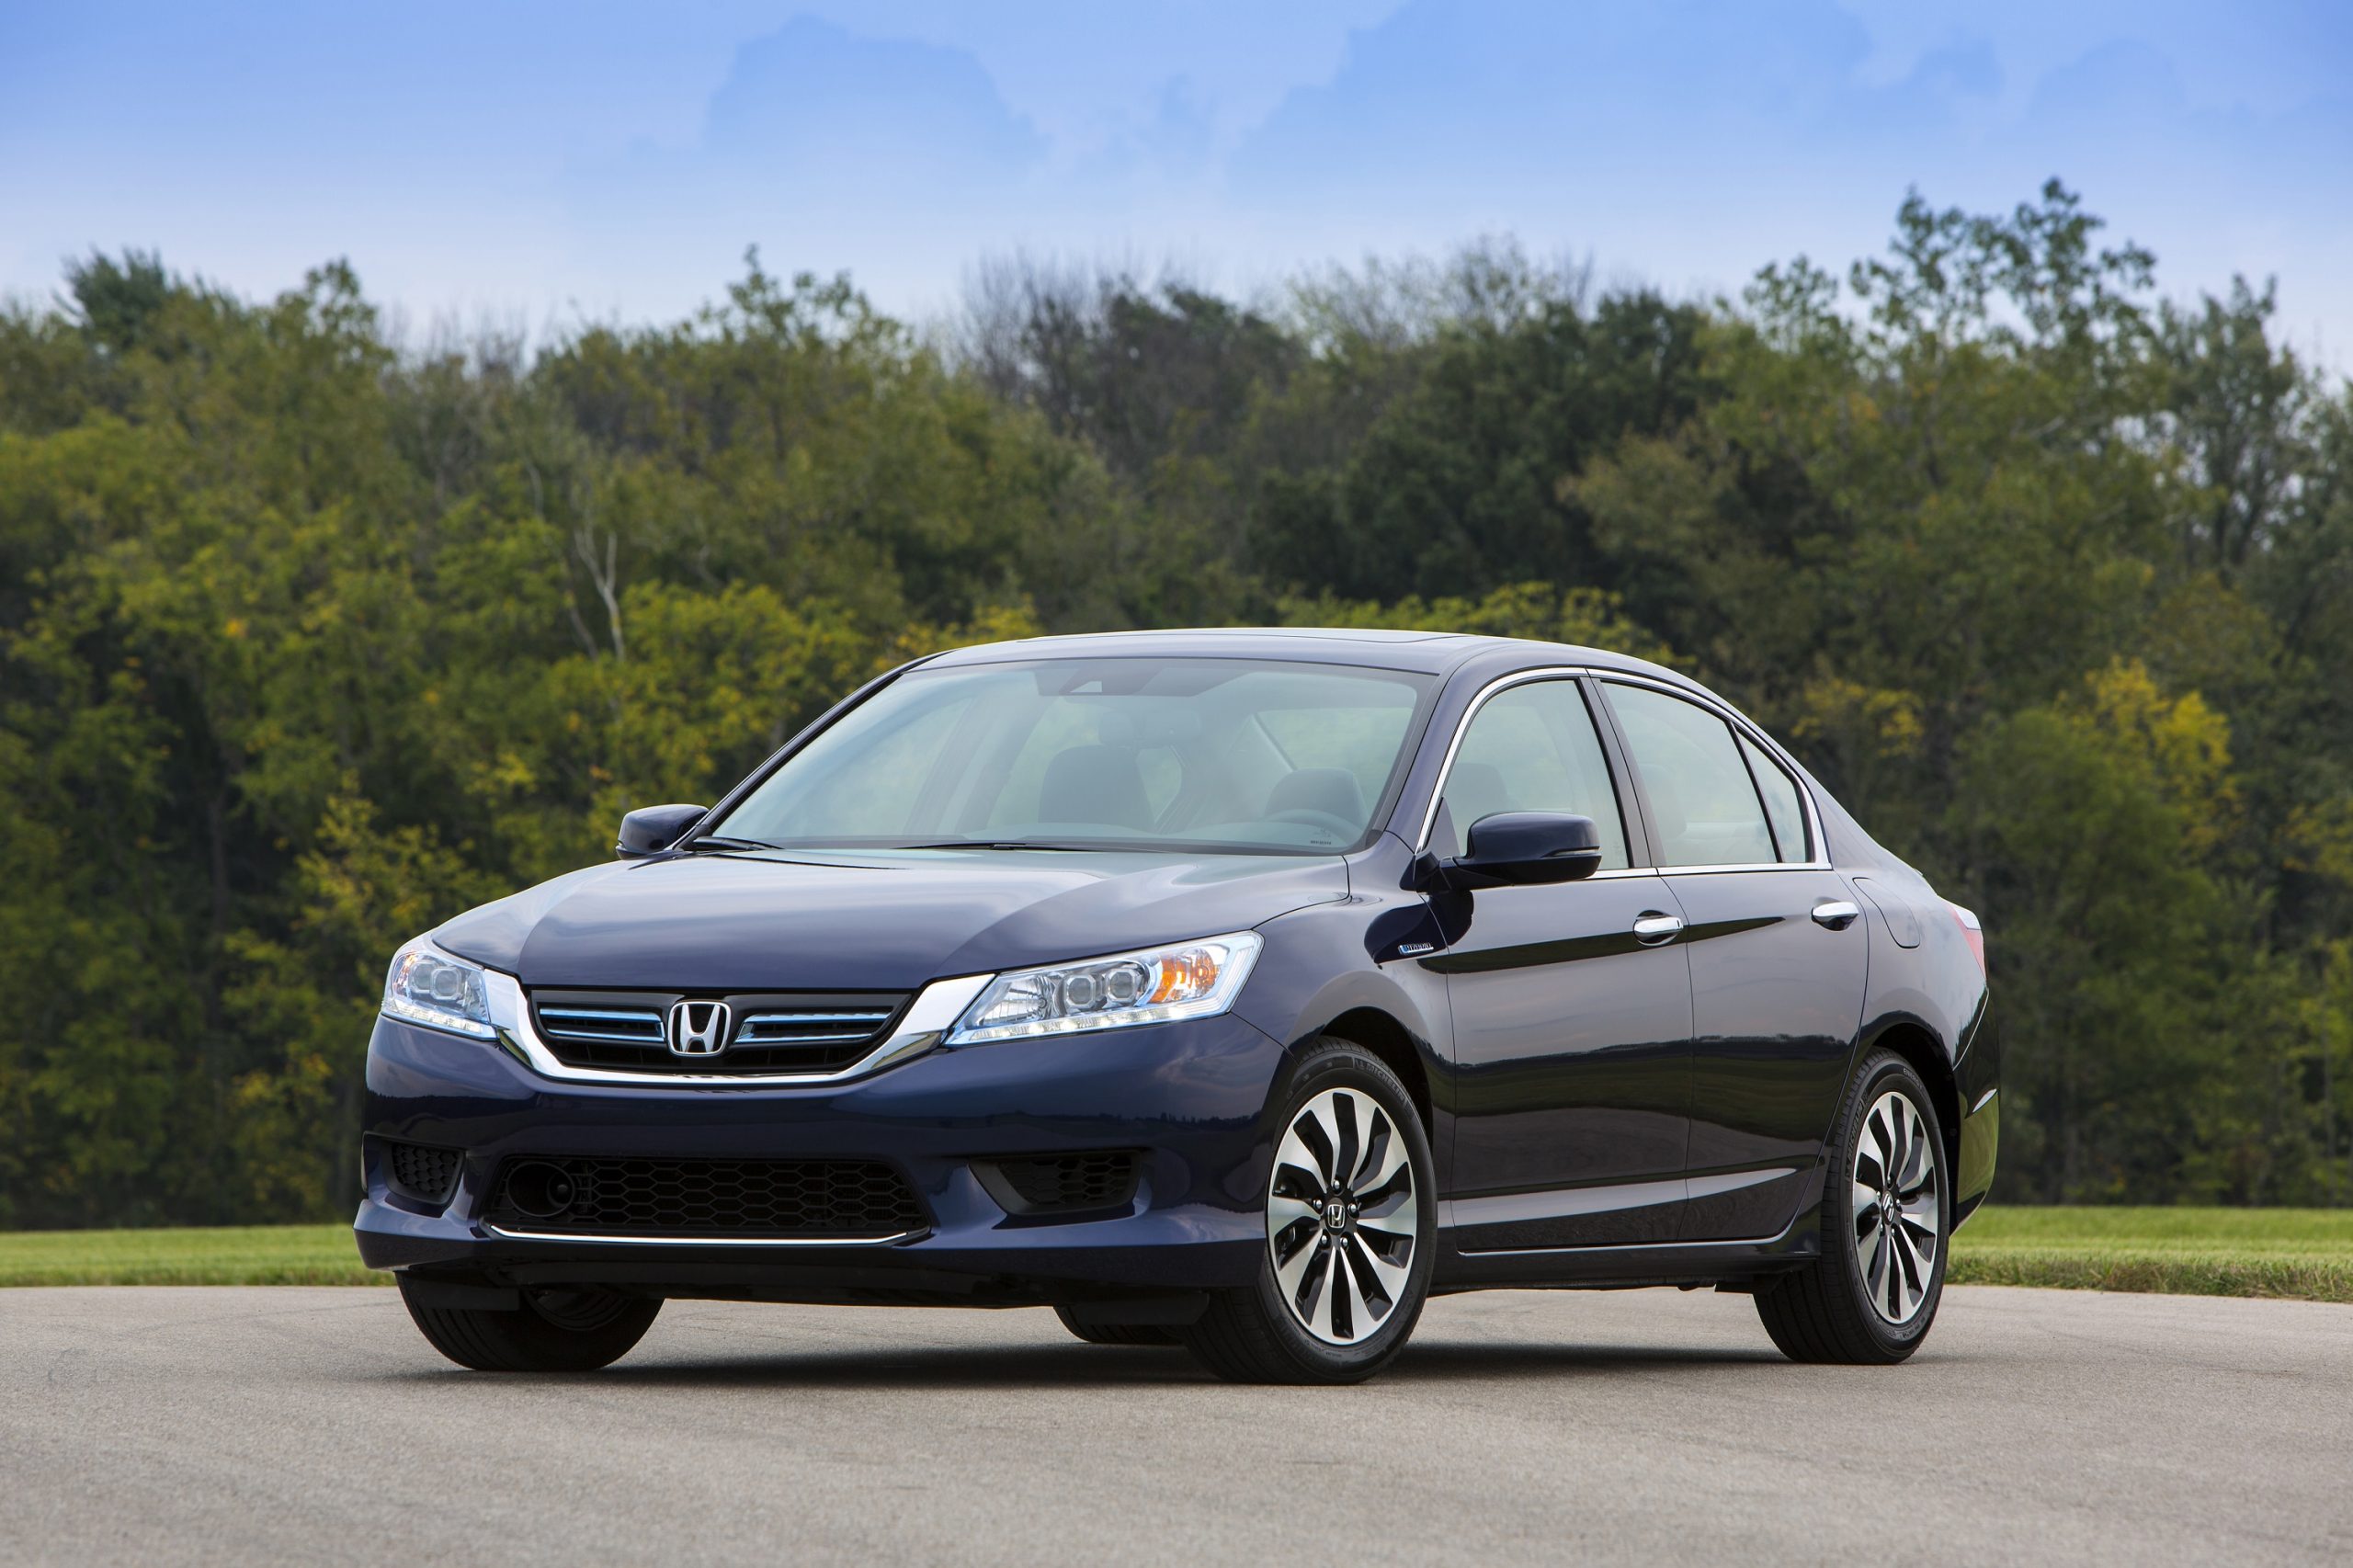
[384,1141,460,1207]
[529,990,907,1075]
[485,1155,927,1238]
[984,1151,1141,1214]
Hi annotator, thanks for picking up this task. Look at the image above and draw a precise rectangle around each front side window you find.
[1432,680,1630,869]
[712,658,1436,855]
[1604,683,1776,868]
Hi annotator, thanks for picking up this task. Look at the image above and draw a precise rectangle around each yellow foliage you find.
[2285,799,2353,888]
[1276,582,1675,665]
[2067,658,2238,851]
[1792,677,1924,758]
[884,600,1044,671]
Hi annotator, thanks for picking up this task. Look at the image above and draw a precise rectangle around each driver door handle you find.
[1631,912,1685,945]
[1812,900,1862,930]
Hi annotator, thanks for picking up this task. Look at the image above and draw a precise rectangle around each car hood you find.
[431,847,1350,992]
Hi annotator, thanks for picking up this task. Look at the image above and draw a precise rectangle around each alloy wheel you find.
[1852,1089,1940,1324]
[1266,1086,1419,1346]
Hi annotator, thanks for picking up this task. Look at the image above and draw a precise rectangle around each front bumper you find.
[354,1009,1287,1303]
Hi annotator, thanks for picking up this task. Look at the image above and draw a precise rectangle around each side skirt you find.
[1431,1207,1822,1291]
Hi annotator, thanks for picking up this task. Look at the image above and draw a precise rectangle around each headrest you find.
[1443,760,1509,832]
[1039,745,1152,829]
[1267,767,1368,827]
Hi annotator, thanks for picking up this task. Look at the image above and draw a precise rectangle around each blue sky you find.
[5,2,2348,359]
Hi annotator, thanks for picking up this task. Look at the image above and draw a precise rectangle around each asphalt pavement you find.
[2,1282,2347,1566]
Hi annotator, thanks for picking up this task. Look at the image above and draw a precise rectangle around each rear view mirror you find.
[616,803,709,858]
[1449,812,1604,888]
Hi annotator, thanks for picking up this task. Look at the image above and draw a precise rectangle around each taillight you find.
[1948,902,1985,974]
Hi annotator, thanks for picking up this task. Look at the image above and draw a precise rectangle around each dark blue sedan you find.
[357,629,1995,1382]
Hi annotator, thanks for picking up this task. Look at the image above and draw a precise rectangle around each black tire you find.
[1755,1050,1949,1365]
[1181,1040,1436,1385]
[397,1277,662,1372]
[1051,1305,1184,1347]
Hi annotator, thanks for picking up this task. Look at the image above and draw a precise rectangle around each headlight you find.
[382,937,495,1040]
[946,932,1263,1046]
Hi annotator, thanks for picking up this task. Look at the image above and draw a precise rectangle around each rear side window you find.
[1603,684,1775,868]
[1739,733,1811,863]
[1434,680,1630,869]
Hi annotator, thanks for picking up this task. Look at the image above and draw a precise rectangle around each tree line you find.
[3,181,2348,1228]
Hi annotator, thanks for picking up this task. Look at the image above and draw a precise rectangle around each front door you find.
[1598,680,1870,1242]
[1427,676,1695,1250]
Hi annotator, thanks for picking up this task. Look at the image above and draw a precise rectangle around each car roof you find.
[920,626,1692,686]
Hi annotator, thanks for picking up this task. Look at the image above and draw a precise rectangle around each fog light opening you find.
[506,1161,577,1220]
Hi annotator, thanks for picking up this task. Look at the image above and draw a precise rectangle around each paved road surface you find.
[3,1284,2347,1566]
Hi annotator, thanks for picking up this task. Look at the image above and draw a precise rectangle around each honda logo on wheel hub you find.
[666,999,732,1057]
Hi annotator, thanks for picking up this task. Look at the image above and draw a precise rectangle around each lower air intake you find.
[978,1151,1142,1215]
[484,1155,927,1239]
[383,1142,461,1208]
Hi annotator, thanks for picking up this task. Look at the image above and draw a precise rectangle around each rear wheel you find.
[1051,1306,1183,1347]
[1755,1050,1948,1364]
[397,1277,661,1372]
[1181,1040,1434,1384]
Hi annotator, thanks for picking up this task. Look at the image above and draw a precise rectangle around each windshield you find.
[710,657,1438,855]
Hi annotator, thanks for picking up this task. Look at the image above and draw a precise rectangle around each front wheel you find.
[1181,1040,1435,1384]
[398,1277,662,1371]
[1754,1050,1949,1364]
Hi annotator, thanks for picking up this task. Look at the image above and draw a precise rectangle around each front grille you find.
[529,990,907,1075]
[383,1141,461,1208]
[980,1151,1142,1215]
[484,1155,928,1238]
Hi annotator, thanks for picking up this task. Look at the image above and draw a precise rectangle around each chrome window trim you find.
[1415,665,1832,871]
[482,968,995,1087]
[481,1225,921,1247]
[1413,665,1605,854]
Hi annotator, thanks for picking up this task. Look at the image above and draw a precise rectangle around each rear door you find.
[1427,675,1696,1250]
[1597,679,1868,1243]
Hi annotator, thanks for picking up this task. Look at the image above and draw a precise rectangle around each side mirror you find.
[616,803,709,859]
[1448,812,1604,888]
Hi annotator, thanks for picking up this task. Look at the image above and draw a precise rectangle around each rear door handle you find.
[1812,900,1862,930]
[1631,912,1685,944]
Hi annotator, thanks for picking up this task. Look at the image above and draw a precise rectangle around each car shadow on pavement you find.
[1388,1340,1786,1378]
[364,1337,1781,1392]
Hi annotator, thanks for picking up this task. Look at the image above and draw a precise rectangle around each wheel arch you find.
[1858,1015,1962,1191]
[1234,910,1449,1151]
[1313,1006,1435,1143]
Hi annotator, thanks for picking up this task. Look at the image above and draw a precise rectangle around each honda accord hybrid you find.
[357,628,1995,1382]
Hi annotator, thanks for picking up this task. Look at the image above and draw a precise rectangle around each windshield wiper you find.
[890,840,1113,852]
[683,834,787,852]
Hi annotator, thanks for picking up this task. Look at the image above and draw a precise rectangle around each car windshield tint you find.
[711,658,1438,855]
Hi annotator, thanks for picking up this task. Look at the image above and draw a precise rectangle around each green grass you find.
[1949,1206,2353,1303]
[0,1223,380,1287]
[0,1208,2348,1300]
